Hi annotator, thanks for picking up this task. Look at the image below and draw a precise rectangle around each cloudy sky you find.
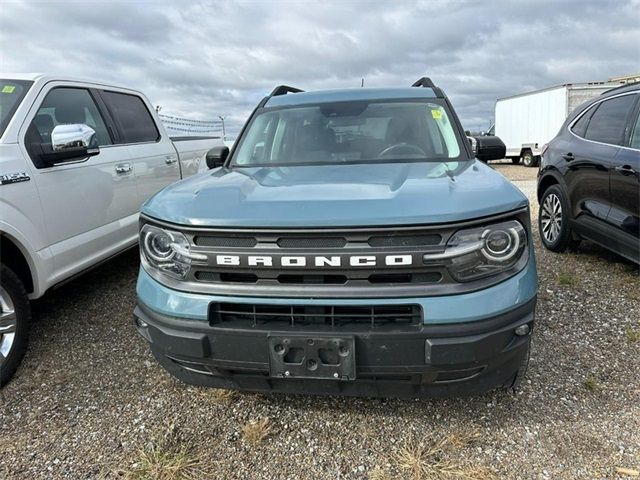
[1,0,639,134]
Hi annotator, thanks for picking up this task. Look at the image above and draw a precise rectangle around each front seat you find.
[33,114,54,143]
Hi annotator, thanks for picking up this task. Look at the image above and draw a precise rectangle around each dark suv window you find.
[102,91,159,144]
[583,94,636,146]
[570,104,597,137]
[630,108,640,150]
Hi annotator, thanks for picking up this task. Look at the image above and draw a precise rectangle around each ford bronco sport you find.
[134,78,537,397]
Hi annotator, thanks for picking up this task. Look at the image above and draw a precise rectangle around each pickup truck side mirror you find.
[206,146,229,169]
[474,135,506,162]
[39,124,100,166]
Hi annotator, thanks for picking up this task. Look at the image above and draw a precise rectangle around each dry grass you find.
[369,465,393,480]
[242,417,273,444]
[557,271,577,286]
[583,376,603,392]
[626,328,640,343]
[390,431,497,480]
[211,388,238,403]
[117,423,214,480]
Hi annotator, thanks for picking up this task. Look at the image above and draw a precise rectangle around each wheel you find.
[0,265,31,387]
[522,151,539,167]
[538,185,580,252]
[511,157,520,165]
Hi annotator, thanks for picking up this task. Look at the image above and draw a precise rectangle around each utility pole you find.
[361,78,364,87]
[218,115,226,140]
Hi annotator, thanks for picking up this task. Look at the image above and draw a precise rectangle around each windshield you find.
[232,100,465,167]
[0,80,33,139]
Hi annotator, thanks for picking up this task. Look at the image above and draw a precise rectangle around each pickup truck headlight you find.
[140,224,202,279]
[423,220,527,282]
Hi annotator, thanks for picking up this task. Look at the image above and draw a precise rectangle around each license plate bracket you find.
[268,335,356,380]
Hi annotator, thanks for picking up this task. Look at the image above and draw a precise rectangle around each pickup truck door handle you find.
[165,155,178,165]
[115,163,132,174]
[614,165,637,175]
[561,152,575,161]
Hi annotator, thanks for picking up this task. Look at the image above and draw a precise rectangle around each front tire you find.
[0,265,31,387]
[538,185,580,252]
[522,151,539,168]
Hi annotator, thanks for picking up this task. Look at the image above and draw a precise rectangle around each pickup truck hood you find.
[142,161,528,227]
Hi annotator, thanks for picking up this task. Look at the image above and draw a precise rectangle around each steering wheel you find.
[379,143,426,158]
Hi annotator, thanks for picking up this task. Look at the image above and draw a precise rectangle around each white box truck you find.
[494,82,620,167]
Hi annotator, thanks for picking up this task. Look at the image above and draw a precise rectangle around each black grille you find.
[194,271,441,285]
[195,272,258,283]
[368,234,441,247]
[194,236,257,248]
[277,274,347,284]
[368,272,441,284]
[210,303,422,328]
[277,237,347,248]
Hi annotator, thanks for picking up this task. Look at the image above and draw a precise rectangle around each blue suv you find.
[134,78,538,397]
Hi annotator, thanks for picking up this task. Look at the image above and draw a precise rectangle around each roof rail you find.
[411,77,436,88]
[270,85,304,97]
[411,76,445,98]
[601,80,640,95]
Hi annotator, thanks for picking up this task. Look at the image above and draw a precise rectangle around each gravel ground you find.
[1,162,639,479]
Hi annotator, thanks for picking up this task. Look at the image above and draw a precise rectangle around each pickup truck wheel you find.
[511,157,520,165]
[522,151,539,167]
[538,185,579,253]
[0,265,30,387]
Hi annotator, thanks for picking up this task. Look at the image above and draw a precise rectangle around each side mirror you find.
[466,136,477,156]
[206,145,229,169]
[39,124,99,166]
[474,135,506,162]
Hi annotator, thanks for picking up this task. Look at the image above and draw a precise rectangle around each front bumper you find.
[134,295,536,398]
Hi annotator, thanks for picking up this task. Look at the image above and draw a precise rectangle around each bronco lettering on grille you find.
[213,254,415,268]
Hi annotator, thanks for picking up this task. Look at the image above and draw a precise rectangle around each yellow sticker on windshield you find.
[431,109,442,120]
[1,85,16,93]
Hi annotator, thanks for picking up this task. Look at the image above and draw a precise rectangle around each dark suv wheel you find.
[538,185,580,252]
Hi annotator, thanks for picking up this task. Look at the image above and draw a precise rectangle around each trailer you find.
[494,82,620,167]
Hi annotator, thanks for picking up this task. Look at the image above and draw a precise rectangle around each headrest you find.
[54,103,86,124]
[34,114,54,131]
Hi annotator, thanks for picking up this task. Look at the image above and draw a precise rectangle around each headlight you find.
[140,224,205,279]
[423,220,527,282]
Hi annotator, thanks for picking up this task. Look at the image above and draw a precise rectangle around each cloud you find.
[1,0,638,134]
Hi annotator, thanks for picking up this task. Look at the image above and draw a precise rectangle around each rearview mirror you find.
[39,124,100,166]
[206,146,229,169]
[474,135,506,162]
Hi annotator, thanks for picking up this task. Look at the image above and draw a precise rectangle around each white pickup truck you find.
[0,74,222,385]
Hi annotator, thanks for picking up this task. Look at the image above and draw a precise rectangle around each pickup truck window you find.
[0,79,33,138]
[233,101,463,167]
[28,87,112,147]
[101,91,159,144]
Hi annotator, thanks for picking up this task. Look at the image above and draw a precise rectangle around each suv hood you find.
[142,161,528,228]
